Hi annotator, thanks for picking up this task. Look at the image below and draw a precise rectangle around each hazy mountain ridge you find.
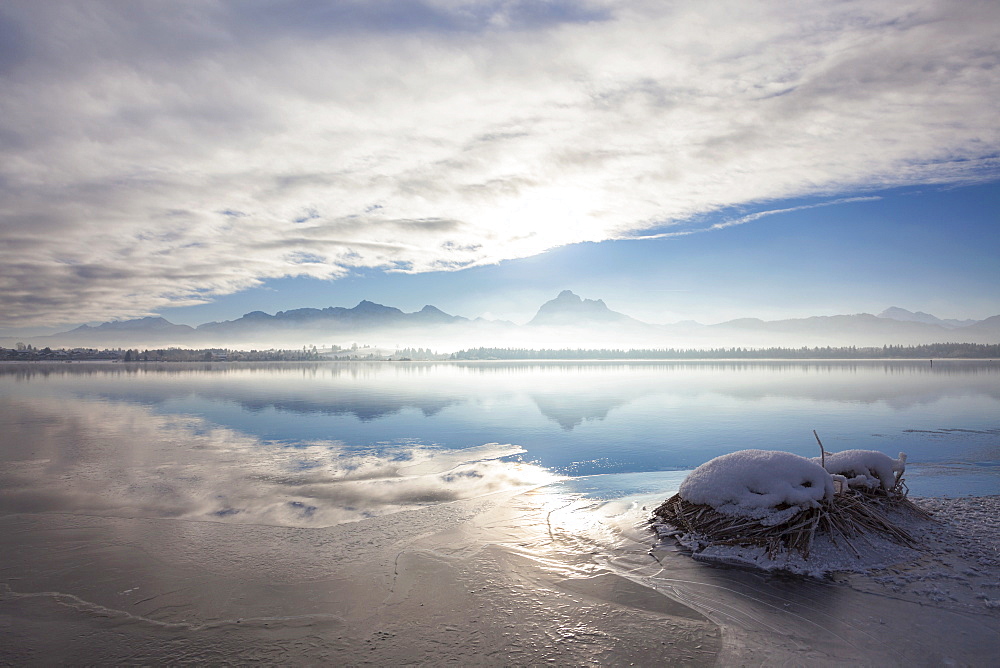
[708,313,962,335]
[8,293,1000,350]
[877,307,978,329]
[960,314,1000,335]
[196,300,468,334]
[71,316,195,334]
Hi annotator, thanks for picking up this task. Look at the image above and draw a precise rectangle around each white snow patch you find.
[816,449,905,490]
[849,496,1000,612]
[666,528,920,578]
[678,449,834,521]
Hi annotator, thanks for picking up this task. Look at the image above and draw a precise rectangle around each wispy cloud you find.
[628,196,885,240]
[1,1,998,325]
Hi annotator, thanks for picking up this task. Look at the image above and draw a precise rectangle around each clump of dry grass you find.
[653,435,933,561]
[652,474,930,561]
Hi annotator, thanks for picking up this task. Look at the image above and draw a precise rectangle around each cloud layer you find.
[2,1,998,325]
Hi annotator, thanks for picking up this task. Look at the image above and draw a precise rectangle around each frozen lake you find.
[1,360,998,663]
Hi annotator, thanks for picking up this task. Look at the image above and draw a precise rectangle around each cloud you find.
[629,196,885,239]
[1,1,998,325]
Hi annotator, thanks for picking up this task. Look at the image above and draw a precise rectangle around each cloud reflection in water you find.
[0,395,556,527]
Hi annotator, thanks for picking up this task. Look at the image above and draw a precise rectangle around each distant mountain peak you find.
[879,306,936,321]
[353,300,402,315]
[529,290,638,326]
[413,304,466,323]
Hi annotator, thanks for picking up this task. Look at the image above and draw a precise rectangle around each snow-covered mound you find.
[655,447,925,572]
[678,449,835,524]
[816,449,906,490]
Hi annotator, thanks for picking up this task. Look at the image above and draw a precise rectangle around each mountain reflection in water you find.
[1,361,997,505]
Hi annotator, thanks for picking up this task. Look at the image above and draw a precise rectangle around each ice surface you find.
[678,449,834,521]
[1,462,997,666]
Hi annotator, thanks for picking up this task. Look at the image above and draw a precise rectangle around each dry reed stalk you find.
[652,480,928,561]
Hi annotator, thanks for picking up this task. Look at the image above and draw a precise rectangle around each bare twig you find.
[813,429,825,468]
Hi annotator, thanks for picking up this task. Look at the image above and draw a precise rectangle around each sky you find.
[1,0,998,335]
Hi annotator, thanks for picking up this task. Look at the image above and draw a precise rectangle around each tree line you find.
[5,342,998,362]
[449,343,1000,360]
[0,346,326,362]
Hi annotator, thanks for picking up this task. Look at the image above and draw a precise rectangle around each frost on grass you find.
[652,447,929,576]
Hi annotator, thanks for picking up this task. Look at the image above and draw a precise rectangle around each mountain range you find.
[875,307,978,329]
[7,293,1000,351]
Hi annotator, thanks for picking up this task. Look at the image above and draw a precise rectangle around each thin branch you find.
[813,430,825,468]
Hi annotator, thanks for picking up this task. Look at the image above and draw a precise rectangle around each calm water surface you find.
[2,360,998,524]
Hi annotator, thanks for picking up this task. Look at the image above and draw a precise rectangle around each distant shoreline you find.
[449,343,1000,360]
[3,341,1000,362]
[3,340,1000,364]
[1,356,998,365]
